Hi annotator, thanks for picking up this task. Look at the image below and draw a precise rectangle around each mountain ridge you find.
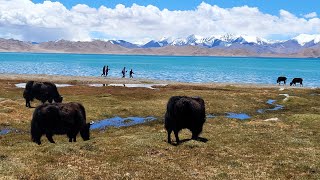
[0,34,319,58]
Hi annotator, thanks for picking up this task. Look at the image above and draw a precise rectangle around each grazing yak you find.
[277,76,287,85]
[165,96,206,144]
[290,78,303,87]
[31,102,90,145]
[23,81,63,108]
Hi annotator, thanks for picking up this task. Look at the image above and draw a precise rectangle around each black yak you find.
[277,76,287,85]
[290,78,303,87]
[31,102,90,145]
[165,96,206,144]
[23,81,63,108]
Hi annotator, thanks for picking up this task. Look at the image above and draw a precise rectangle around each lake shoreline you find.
[0,73,314,89]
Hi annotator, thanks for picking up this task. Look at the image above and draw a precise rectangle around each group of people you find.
[101,66,134,78]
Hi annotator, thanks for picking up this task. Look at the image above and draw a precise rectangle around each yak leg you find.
[33,136,42,145]
[174,130,180,144]
[167,129,172,144]
[68,130,78,142]
[67,134,73,142]
[46,134,55,143]
[67,132,77,142]
[191,132,199,140]
[26,99,31,108]
[48,98,53,103]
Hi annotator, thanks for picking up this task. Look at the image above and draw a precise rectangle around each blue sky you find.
[1,0,319,42]
[32,0,319,16]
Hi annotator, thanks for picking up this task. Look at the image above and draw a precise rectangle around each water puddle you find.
[206,114,216,118]
[107,84,167,89]
[0,128,11,135]
[90,116,157,129]
[88,84,108,87]
[225,113,251,120]
[257,99,284,113]
[310,93,320,96]
[15,83,73,88]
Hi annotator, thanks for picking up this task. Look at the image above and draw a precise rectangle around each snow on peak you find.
[159,37,173,43]
[218,34,238,42]
[293,34,320,46]
[240,35,269,45]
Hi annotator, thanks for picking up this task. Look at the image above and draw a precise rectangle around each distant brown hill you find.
[0,38,319,58]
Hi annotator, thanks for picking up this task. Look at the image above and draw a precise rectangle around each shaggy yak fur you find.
[277,76,287,85]
[31,102,90,145]
[23,81,63,108]
[165,96,206,144]
[290,78,303,87]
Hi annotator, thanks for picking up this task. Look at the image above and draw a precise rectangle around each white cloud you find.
[0,0,319,43]
[304,12,317,19]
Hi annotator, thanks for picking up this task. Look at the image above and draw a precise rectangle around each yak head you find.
[80,123,91,141]
[54,96,63,103]
[290,82,294,86]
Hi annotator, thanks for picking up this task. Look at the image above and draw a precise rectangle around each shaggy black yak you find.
[165,96,206,144]
[31,102,90,145]
[277,76,287,85]
[23,81,63,108]
[290,78,303,87]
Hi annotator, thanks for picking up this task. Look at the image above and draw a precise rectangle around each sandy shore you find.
[0,73,314,89]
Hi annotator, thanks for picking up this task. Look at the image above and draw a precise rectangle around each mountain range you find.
[0,34,320,57]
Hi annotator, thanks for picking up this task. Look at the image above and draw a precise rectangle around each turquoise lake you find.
[0,52,319,87]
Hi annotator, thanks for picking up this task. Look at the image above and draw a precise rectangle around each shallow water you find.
[15,83,73,88]
[225,113,251,120]
[0,129,11,135]
[257,99,284,113]
[206,114,216,118]
[1,53,320,87]
[106,84,167,89]
[90,116,157,129]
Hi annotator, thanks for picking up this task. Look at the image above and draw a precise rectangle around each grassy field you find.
[0,79,320,179]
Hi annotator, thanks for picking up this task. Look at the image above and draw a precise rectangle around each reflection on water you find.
[90,116,157,129]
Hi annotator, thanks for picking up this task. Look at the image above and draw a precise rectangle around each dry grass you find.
[0,79,320,179]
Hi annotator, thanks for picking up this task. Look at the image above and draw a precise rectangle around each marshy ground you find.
[0,77,320,179]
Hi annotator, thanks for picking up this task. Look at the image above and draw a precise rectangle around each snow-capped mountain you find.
[142,34,271,48]
[141,33,320,49]
[1,34,320,57]
[292,34,320,46]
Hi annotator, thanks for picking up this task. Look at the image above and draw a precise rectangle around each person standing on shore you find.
[101,65,106,76]
[129,69,134,78]
[122,67,127,78]
[105,65,110,77]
